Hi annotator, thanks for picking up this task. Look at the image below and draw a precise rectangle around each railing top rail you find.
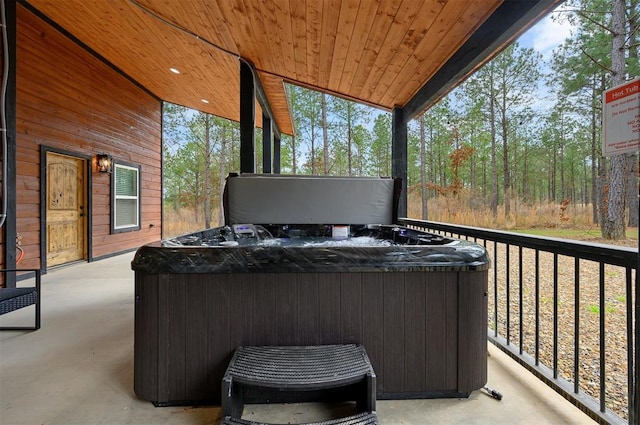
[401,218,638,269]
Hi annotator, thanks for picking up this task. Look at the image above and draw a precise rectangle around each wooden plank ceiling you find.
[24,0,559,137]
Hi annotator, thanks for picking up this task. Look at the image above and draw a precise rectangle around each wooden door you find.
[46,152,86,267]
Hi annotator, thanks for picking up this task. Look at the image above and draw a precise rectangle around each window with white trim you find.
[112,163,140,232]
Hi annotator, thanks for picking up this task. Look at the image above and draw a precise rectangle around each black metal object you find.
[575,258,581,394]
[482,385,503,401]
[0,268,41,331]
[391,108,407,219]
[505,244,510,345]
[628,267,634,424]
[493,240,498,339]
[222,344,376,420]
[239,60,283,175]
[262,113,272,174]
[4,0,17,285]
[273,135,281,174]
[401,218,635,425]
[553,253,558,380]
[240,60,255,174]
[518,246,523,355]
[600,262,606,413]
[535,249,540,366]
[220,411,379,425]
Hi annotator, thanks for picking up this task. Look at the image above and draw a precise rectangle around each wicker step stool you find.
[220,411,378,425]
[221,344,377,424]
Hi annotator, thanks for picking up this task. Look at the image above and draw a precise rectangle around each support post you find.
[392,107,407,219]
[240,61,255,173]
[262,113,272,174]
[4,0,17,284]
[273,135,281,174]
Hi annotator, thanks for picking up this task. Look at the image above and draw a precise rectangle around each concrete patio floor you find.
[0,252,597,425]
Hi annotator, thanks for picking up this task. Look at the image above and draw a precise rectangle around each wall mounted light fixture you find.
[96,153,112,173]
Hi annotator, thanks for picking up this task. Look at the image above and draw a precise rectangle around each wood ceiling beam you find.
[401,0,560,124]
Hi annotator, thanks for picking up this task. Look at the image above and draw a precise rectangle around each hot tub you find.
[132,175,490,406]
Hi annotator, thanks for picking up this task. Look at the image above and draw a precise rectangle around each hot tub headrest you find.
[224,174,401,225]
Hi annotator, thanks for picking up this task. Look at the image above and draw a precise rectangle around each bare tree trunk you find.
[489,94,498,218]
[347,106,353,176]
[499,75,511,217]
[591,75,599,224]
[291,134,297,174]
[203,115,212,229]
[322,93,329,175]
[604,155,627,238]
[551,143,557,202]
[583,158,588,207]
[482,157,486,200]
[602,0,627,239]
[429,126,435,198]
[560,146,565,200]
[490,82,498,217]
[627,8,639,227]
[470,127,477,190]
[420,115,427,220]
[218,122,228,225]
[501,115,510,217]
[627,154,639,226]
[310,131,316,175]
[522,136,528,202]
[598,157,607,229]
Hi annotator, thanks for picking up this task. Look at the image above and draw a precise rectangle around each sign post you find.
[603,77,639,424]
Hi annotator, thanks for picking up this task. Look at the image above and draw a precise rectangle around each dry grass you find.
[408,191,595,230]
[163,207,223,239]
[166,193,635,243]
[408,192,638,247]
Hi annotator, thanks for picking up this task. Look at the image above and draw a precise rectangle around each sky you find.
[513,5,577,115]
[419,6,577,120]
[517,4,575,60]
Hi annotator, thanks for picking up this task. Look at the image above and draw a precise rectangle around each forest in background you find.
[162,0,639,239]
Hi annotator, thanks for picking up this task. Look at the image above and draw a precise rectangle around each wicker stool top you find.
[0,290,37,315]
[225,344,374,389]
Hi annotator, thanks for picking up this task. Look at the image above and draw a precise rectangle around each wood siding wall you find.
[16,5,162,269]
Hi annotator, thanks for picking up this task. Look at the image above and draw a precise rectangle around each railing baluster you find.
[600,262,606,413]
[519,246,523,354]
[553,253,558,380]
[506,244,511,345]
[574,257,580,395]
[399,218,637,424]
[494,240,498,338]
[535,249,540,366]
[626,267,633,424]
[634,265,640,425]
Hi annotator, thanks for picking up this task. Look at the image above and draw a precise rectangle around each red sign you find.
[602,77,640,156]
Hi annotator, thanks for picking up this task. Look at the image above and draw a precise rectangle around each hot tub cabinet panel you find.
[133,268,488,405]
